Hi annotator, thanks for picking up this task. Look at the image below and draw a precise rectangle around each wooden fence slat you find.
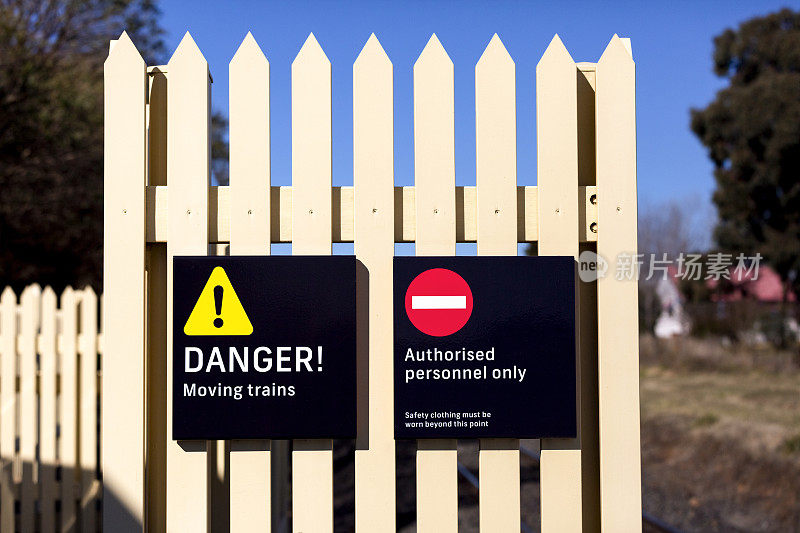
[291,32,334,533]
[166,31,211,532]
[61,287,79,531]
[40,287,59,531]
[475,34,521,532]
[0,287,16,533]
[103,31,147,531]
[79,288,98,532]
[353,33,396,530]
[229,31,272,533]
[596,35,641,532]
[19,285,40,533]
[536,34,587,532]
[413,33,458,533]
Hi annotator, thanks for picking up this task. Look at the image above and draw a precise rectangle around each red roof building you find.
[707,265,796,303]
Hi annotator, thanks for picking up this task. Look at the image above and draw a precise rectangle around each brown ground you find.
[639,335,800,532]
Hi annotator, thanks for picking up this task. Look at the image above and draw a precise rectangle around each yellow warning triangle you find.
[184,267,253,336]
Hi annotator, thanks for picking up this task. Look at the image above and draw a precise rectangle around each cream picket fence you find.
[0,285,102,532]
[103,30,641,532]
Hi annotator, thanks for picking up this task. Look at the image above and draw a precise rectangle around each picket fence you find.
[104,30,641,532]
[0,285,102,532]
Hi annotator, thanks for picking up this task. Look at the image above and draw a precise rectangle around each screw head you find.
[590,222,598,233]
[186,209,191,215]
[494,209,500,215]
[247,209,253,215]
[308,209,314,215]
[616,206,621,212]
[433,208,439,214]
[372,208,378,213]
[122,209,127,215]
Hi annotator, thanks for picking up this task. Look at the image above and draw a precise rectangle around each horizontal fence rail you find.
[0,286,103,532]
[145,185,599,244]
[102,30,641,532]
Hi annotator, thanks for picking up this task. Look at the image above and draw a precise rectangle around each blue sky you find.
[157,0,800,250]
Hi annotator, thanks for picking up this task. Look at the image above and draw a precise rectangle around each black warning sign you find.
[394,256,577,439]
[172,256,356,441]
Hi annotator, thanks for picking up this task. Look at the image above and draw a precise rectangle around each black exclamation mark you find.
[213,285,224,328]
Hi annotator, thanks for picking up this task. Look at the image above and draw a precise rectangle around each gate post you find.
[596,35,642,531]
[103,32,147,530]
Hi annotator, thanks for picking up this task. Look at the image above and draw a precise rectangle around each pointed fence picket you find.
[165,31,212,532]
[475,34,521,532]
[0,286,103,532]
[103,30,147,532]
[413,34,459,533]
[291,33,335,533]
[596,35,642,531]
[79,288,99,532]
[18,285,39,533]
[537,34,588,532]
[97,29,639,533]
[61,287,79,531]
[229,31,273,533]
[0,288,15,533]
[353,33,396,531]
[40,287,58,531]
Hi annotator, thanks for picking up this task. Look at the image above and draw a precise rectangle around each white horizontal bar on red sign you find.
[411,296,467,310]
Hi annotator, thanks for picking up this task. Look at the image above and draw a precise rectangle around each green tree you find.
[0,0,164,291]
[691,8,800,301]
[211,112,230,186]
[0,0,229,291]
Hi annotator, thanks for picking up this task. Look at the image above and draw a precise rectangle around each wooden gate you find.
[104,30,640,532]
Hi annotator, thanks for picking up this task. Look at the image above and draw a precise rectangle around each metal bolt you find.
[308,209,314,215]
[433,208,438,214]
[590,194,597,205]
[372,208,378,214]
[186,209,191,215]
[555,207,560,214]
[247,209,253,215]
[616,206,621,212]
[590,222,598,233]
[494,209,500,215]
[122,209,127,215]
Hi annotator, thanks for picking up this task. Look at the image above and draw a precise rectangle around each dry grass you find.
[641,366,800,450]
[641,335,800,455]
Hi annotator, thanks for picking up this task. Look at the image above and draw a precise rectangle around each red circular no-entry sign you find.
[404,268,473,337]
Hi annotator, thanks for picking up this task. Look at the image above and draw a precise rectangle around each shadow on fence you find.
[0,460,145,531]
